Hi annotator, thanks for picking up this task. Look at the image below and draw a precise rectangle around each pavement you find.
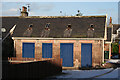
[106,59,120,64]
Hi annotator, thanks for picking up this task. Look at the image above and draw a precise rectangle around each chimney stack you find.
[21,6,28,17]
[109,17,113,27]
[109,17,112,24]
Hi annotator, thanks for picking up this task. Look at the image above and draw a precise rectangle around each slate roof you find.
[2,17,19,38]
[113,24,120,34]
[2,16,106,38]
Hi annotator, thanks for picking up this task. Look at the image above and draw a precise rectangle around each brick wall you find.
[14,39,104,67]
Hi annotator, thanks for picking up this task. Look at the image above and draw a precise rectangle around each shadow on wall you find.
[2,35,14,60]
[2,59,62,80]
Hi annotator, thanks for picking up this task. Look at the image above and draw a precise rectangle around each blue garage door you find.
[42,43,52,58]
[60,43,73,67]
[22,43,35,58]
[81,43,92,67]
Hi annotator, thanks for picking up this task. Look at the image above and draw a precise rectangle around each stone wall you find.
[14,39,104,67]
[2,59,62,79]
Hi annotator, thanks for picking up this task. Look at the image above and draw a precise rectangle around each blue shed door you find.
[60,43,73,67]
[22,43,35,58]
[42,43,52,58]
[81,43,92,67]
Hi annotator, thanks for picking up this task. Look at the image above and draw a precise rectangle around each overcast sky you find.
[1,2,119,24]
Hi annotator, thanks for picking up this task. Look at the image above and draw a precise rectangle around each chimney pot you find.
[22,6,27,12]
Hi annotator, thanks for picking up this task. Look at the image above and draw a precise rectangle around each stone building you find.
[2,6,108,68]
[9,16,107,68]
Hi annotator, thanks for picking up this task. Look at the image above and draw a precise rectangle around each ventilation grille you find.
[41,23,50,37]
[23,24,33,36]
[87,24,94,38]
[64,24,72,37]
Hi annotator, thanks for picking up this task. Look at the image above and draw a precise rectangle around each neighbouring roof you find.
[2,16,106,38]
[106,27,112,41]
[113,24,120,34]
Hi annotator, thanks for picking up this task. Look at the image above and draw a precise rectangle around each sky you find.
[1,2,120,24]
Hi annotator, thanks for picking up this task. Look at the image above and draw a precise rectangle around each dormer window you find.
[117,28,120,38]
[87,24,95,38]
[23,24,33,36]
[41,23,50,37]
[118,31,120,38]
[64,24,72,37]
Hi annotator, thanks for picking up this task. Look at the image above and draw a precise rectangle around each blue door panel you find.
[22,43,35,58]
[81,43,92,67]
[60,43,73,67]
[42,43,52,58]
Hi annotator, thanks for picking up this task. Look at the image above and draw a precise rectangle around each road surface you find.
[47,68,120,80]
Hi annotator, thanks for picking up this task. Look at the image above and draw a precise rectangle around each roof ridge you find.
[24,15,106,18]
[1,15,106,18]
